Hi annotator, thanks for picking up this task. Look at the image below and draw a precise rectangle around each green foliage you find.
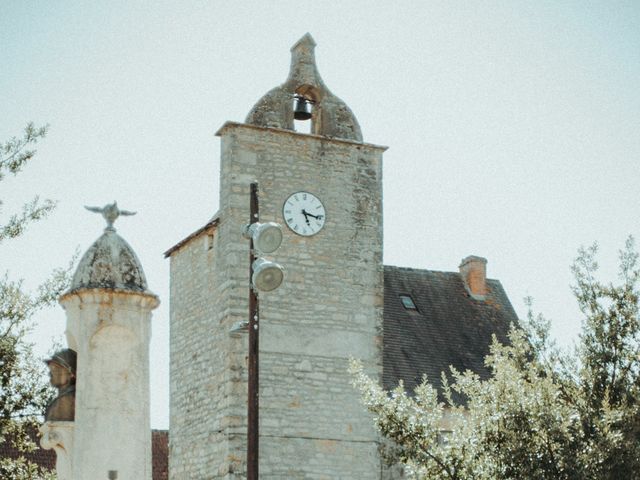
[0,123,55,244]
[351,237,640,480]
[0,457,56,480]
[0,124,71,479]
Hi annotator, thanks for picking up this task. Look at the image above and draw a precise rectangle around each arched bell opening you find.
[246,35,362,141]
[293,85,320,135]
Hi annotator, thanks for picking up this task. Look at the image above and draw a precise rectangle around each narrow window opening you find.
[399,295,417,310]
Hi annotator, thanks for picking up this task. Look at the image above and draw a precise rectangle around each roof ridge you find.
[384,264,503,283]
[384,264,459,275]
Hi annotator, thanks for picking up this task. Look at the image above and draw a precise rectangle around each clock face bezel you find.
[282,191,326,237]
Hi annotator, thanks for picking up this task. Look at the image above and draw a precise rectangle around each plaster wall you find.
[60,290,156,480]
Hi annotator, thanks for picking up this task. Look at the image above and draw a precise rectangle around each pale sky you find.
[1,1,638,429]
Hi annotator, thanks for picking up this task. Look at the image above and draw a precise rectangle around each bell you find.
[293,95,313,121]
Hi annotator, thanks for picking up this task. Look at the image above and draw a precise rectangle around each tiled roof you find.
[383,265,518,401]
[152,429,169,480]
[0,423,55,472]
[164,217,218,258]
[0,425,169,480]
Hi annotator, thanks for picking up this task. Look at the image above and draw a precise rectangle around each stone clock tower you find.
[167,34,386,479]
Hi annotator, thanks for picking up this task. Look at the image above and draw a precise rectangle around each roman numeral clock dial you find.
[283,191,326,236]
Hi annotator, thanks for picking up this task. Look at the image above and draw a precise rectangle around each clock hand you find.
[301,209,311,226]
[302,209,323,220]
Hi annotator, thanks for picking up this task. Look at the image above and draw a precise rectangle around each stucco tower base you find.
[59,289,158,480]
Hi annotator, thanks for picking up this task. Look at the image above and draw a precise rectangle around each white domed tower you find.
[59,202,159,479]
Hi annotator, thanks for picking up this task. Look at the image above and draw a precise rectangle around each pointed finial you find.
[84,201,137,232]
[291,33,316,52]
[286,33,323,93]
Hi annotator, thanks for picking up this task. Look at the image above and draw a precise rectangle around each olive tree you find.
[0,124,71,479]
[351,237,640,480]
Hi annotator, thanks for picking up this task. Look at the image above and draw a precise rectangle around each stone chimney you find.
[459,255,488,299]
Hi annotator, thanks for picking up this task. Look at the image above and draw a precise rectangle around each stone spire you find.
[245,33,363,141]
[287,33,322,90]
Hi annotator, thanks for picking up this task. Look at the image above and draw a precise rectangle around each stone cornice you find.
[215,121,388,152]
[59,288,160,310]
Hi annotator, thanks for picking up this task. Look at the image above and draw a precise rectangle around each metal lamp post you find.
[247,182,260,480]
[241,182,284,480]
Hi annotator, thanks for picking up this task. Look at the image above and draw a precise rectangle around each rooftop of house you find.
[383,261,518,402]
[0,426,168,480]
[0,424,56,473]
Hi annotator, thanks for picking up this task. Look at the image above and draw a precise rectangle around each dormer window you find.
[399,295,417,310]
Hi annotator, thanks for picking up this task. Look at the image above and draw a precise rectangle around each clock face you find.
[283,191,326,236]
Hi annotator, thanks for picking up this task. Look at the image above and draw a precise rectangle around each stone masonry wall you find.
[169,230,236,478]
[170,123,385,479]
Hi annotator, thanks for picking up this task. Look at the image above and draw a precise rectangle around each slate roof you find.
[152,430,169,480]
[383,265,518,401]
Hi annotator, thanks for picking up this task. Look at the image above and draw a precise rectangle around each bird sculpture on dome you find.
[84,201,136,231]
